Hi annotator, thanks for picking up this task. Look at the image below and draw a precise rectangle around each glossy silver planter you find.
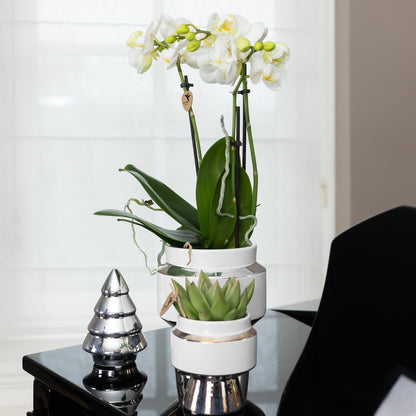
[176,371,249,415]
[171,315,257,415]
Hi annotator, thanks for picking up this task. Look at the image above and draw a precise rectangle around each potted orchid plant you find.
[95,13,289,323]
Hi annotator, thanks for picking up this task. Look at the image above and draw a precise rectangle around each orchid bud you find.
[165,35,177,44]
[126,31,143,48]
[187,39,201,52]
[253,41,264,51]
[176,24,190,35]
[185,32,195,41]
[236,37,251,53]
[263,41,276,52]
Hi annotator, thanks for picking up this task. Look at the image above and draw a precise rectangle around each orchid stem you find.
[176,61,202,167]
[240,63,258,216]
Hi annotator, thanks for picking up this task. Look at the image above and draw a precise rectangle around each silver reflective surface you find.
[176,370,249,415]
[83,269,147,366]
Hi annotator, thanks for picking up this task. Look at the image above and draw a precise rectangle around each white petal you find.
[233,15,251,38]
[245,22,267,44]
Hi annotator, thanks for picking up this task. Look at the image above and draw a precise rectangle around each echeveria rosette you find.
[97,13,290,251]
[171,271,255,321]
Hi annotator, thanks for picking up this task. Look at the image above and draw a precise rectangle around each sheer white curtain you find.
[0,0,334,413]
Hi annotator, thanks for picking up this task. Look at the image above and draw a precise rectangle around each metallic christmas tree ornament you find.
[83,269,147,366]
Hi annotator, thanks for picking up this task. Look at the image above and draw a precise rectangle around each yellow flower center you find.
[219,19,234,33]
[263,75,275,82]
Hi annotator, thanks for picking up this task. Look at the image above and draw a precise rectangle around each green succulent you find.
[172,271,255,321]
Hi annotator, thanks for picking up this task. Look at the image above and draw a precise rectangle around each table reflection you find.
[83,362,147,415]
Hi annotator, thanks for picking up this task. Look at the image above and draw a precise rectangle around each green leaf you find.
[225,167,254,248]
[94,209,202,247]
[178,297,199,320]
[122,164,200,233]
[235,289,249,319]
[188,282,212,320]
[221,278,233,298]
[196,138,236,247]
[196,137,254,249]
[210,289,229,320]
[198,270,212,291]
[246,280,255,304]
[171,280,188,299]
[208,167,237,248]
[205,281,221,307]
[225,279,240,310]
[223,309,238,320]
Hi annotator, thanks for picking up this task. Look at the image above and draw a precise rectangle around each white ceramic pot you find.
[157,244,266,324]
[171,314,257,376]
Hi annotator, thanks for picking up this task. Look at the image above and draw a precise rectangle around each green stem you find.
[241,63,258,216]
[231,74,244,139]
[176,61,202,164]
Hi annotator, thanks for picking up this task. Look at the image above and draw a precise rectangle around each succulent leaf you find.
[205,281,221,307]
[246,279,255,303]
[198,270,213,290]
[210,289,229,320]
[235,289,249,319]
[180,297,199,320]
[223,309,238,320]
[170,277,255,321]
[188,282,211,315]
[225,279,241,310]
[221,278,233,298]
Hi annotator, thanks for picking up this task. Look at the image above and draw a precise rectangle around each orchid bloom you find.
[208,13,267,45]
[160,13,191,38]
[126,20,160,74]
[249,52,286,90]
[197,34,241,85]
[263,42,290,68]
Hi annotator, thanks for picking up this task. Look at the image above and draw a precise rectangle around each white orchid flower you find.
[160,40,201,70]
[249,52,286,90]
[207,13,267,44]
[160,13,192,39]
[126,20,161,74]
[197,34,241,85]
[263,42,290,68]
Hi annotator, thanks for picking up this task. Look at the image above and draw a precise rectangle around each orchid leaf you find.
[94,209,202,247]
[196,137,234,246]
[196,137,253,248]
[121,164,200,233]
[225,167,253,248]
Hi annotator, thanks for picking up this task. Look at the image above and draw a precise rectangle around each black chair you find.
[277,206,416,416]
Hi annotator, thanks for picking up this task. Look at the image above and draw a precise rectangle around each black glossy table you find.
[23,310,311,416]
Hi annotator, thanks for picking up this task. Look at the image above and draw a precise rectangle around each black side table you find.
[23,311,312,416]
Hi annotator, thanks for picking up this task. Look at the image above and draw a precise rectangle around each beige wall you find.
[336,0,416,233]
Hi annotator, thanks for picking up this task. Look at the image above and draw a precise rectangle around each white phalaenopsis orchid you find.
[197,34,241,85]
[101,13,291,255]
[263,42,290,68]
[160,13,191,39]
[249,52,286,90]
[127,20,160,73]
[207,13,267,45]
